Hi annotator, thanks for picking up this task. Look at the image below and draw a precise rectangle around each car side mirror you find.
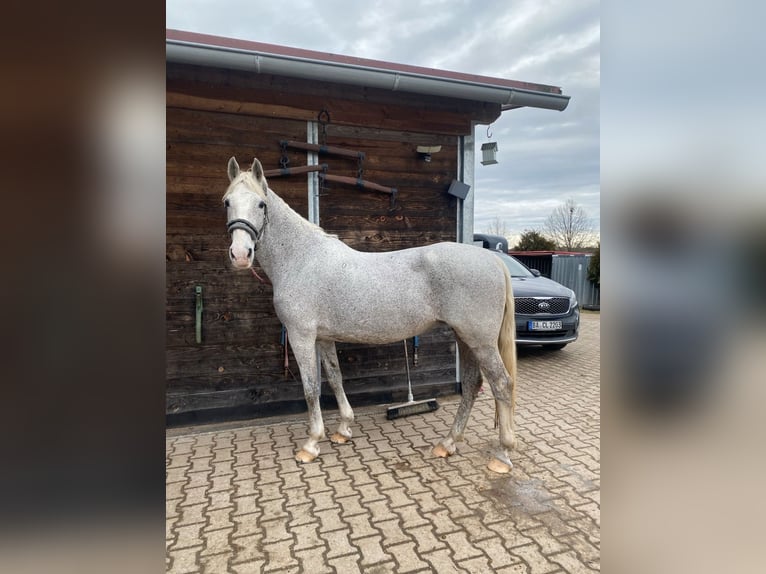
[531,269,541,277]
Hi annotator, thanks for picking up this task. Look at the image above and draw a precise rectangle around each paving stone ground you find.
[167,311,600,573]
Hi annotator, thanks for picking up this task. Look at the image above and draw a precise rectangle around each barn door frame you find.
[307,120,321,225]
[457,124,476,244]
[455,125,476,393]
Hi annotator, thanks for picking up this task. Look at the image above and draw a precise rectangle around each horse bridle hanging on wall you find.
[263,110,399,209]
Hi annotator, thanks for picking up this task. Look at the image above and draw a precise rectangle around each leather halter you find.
[227,218,262,242]
[226,204,268,249]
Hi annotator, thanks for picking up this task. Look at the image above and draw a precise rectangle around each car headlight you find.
[569,291,579,309]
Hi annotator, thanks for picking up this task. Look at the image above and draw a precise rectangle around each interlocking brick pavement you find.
[167,311,600,573]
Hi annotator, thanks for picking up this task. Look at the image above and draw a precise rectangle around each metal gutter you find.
[166,35,570,112]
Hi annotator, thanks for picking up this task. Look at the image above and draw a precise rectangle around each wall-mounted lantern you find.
[416,145,442,162]
[481,142,498,165]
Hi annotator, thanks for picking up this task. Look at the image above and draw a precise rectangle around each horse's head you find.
[223,156,270,269]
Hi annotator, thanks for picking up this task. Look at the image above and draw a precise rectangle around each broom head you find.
[386,398,439,420]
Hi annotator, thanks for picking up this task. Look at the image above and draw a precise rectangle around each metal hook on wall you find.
[487,124,493,139]
[316,109,331,146]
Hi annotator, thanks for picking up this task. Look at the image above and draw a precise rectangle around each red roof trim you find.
[166,29,562,96]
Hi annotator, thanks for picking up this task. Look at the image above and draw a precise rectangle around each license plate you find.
[528,320,562,331]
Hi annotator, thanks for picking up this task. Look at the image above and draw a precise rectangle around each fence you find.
[551,254,600,310]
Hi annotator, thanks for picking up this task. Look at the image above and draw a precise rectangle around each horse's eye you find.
[258,201,265,209]
[224,199,230,208]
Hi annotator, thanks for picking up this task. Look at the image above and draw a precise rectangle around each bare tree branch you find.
[544,198,594,250]
[485,216,510,238]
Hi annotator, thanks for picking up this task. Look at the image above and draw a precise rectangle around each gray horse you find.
[224,157,518,473]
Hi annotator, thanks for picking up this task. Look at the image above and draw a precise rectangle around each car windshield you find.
[496,253,535,278]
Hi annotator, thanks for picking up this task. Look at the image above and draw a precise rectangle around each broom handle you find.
[403,340,413,403]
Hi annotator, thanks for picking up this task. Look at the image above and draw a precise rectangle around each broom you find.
[386,339,439,419]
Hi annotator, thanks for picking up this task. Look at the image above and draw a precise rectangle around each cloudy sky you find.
[167,0,600,244]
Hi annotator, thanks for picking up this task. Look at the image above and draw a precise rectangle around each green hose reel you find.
[195,285,203,344]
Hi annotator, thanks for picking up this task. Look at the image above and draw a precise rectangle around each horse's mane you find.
[222,170,266,200]
[223,170,338,240]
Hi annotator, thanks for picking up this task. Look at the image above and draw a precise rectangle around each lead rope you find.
[250,267,271,285]
[248,203,271,285]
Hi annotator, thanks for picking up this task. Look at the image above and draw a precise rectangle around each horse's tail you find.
[498,262,517,414]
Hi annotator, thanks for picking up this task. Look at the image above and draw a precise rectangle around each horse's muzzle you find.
[227,218,259,268]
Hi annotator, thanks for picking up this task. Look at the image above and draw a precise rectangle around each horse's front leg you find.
[317,340,354,444]
[433,340,481,458]
[289,333,324,463]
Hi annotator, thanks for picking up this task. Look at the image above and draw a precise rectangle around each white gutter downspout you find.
[454,125,476,393]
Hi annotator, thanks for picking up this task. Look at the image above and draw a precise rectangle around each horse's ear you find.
[227,156,240,182]
[251,158,264,181]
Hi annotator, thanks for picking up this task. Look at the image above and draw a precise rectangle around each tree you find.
[544,198,594,251]
[588,242,600,286]
[485,217,510,238]
[513,229,557,251]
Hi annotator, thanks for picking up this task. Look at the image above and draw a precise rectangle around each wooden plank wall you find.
[166,63,490,424]
[167,107,310,422]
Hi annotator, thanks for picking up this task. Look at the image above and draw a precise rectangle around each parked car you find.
[496,251,580,349]
[474,235,579,349]
[494,251,580,349]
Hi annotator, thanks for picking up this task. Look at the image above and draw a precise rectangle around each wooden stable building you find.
[166,29,569,424]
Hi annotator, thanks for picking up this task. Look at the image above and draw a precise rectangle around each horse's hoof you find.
[330,433,350,444]
[295,449,317,463]
[432,444,452,458]
[487,457,513,474]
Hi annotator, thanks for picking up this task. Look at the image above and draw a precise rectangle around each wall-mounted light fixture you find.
[416,145,442,162]
[481,142,498,165]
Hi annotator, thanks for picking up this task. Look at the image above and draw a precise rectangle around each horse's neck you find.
[256,191,330,279]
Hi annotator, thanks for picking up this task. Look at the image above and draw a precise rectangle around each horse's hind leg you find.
[289,332,325,463]
[317,340,354,444]
[473,346,517,473]
[433,340,482,458]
